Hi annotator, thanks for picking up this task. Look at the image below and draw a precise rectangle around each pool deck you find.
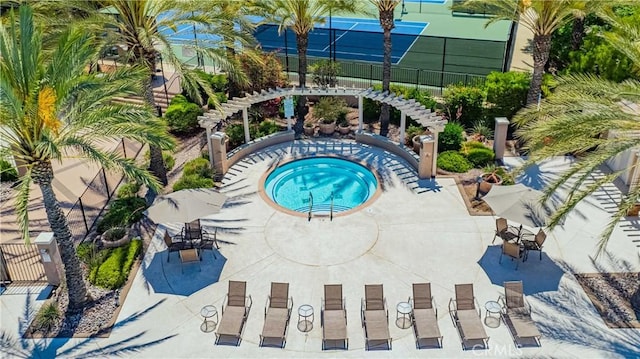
[2,139,639,358]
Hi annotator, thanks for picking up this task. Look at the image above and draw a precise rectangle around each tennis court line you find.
[395,33,422,65]
[321,23,358,53]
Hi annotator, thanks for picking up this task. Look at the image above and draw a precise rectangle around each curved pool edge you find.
[258,154,382,218]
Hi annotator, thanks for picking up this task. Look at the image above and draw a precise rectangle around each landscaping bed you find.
[575,272,640,329]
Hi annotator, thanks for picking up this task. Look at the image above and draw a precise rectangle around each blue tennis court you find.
[255,17,429,64]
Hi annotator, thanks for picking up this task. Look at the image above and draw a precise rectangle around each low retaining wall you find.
[355,131,419,171]
[227,130,295,168]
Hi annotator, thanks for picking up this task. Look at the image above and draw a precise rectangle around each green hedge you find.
[90,239,142,289]
[443,84,485,129]
[437,151,472,173]
[483,71,529,120]
[165,95,204,133]
[438,122,465,152]
[173,174,215,191]
[96,197,148,234]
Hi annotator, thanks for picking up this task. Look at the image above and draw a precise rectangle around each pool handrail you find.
[308,192,313,222]
[330,191,334,221]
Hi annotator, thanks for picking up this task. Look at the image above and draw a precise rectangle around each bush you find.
[225,123,245,148]
[313,96,347,122]
[438,122,465,152]
[165,97,204,133]
[437,151,472,173]
[207,92,228,109]
[91,239,142,289]
[116,181,141,199]
[35,302,60,331]
[183,158,214,178]
[76,242,95,264]
[443,84,485,128]
[237,51,287,93]
[310,59,340,87]
[465,147,495,168]
[96,197,147,234]
[172,174,215,191]
[483,71,529,119]
[255,120,281,137]
[0,159,18,182]
[362,97,381,123]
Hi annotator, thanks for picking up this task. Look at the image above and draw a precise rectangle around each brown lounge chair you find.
[260,282,292,348]
[215,281,252,346]
[499,281,541,347]
[322,284,348,350]
[361,284,392,350]
[410,283,443,349]
[448,284,489,350]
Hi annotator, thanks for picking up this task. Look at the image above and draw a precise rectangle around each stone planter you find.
[319,121,336,135]
[412,135,421,154]
[338,124,350,135]
[304,125,315,136]
[100,227,130,248]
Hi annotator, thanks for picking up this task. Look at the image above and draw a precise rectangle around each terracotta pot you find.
[319,121,336,135]
[304,125,315,136]
[338,124,350,135]
[480,172,503,194]
[412,135,422,154]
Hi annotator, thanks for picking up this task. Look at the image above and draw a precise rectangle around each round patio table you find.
[297,304,314,332]
[484,301,502,328]
[396,301,412,329]
[200,305,218,332]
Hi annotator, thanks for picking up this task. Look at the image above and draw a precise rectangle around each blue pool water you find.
[264,157,378,214]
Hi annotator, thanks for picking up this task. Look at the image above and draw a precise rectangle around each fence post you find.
[465,74,469,86]
[102,168,111,200]
[415,69,420,88]
[369,65,373,87]
[78,198,89,235]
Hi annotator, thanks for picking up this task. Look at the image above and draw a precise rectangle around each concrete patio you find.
[2,139,639,358]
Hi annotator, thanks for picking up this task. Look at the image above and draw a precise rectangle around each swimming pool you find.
[263,157,379,215]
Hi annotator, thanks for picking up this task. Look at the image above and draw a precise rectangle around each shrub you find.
[207,92,228,109]
[237,51,287,93]
[483,164,515,185]
[460,141,487,154]
[225,123,246,148]
[0,159,18,182]
[437,151,472,173]
[310,59,340,87]
[172,174,215,191]
[405,125,425,145]
[165,97,204,133]
[116,181,141,199]
[466,147,495,168]
[92,239,142,289]
[183,158,214,178]
[442,84,485,128]
[438,122,465,153]
[483,71,530,119]
[362,97,381,123]
[96,197,147,234]
[35,302,60,331]
[76,242,95,264]
[255,120,281,137]
[469,119,494,141]
[313,96,347,122]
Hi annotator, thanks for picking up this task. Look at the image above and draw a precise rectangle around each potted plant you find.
[479,164,505,194]
[337,116,350,135]
[100,227,130,248]
[304,122,315,136]
[319,117,336,135]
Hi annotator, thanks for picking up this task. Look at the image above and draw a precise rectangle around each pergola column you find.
[358,95,363,131]
[493,117,509,163]
[431,131,439,177]
[242,107,250,143]
[399,111,406,145]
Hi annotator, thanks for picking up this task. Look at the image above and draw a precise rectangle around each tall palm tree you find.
[99,0,254,184]
[514,8,640,254]
[453,0,583,106]
[370,0,399,137]
[0,5,174,310]
[262,0,364,134]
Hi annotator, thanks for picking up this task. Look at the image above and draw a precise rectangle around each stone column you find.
[418,134,436,179]
[358,96,364,131]
[242,107,250,143]
[493,117,510,162]
[34,232,62,286]
[431,131,439,177]
[399,111,406,145]
[210,132,228,177]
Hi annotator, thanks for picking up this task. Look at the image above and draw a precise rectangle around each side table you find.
[484,301,501,328]
[200,305,218,332]
[396,302,412,329]
[297,304,314,332]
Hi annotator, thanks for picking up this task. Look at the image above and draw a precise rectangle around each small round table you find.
[396,302,412,329]
[297,304,314,332]
[200,305,218,332]
[484,301,502,328]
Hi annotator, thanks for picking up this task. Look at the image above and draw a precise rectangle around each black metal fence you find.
[65,138,143,243]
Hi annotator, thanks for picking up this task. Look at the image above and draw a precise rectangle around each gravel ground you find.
[576,272,640,326]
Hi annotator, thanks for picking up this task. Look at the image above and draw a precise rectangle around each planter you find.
[100,227,130,248]
[304,125,315,136]
[319,121,336,135]
[338,124,350,135]
[412,135,423,154]
[480,172,503,194]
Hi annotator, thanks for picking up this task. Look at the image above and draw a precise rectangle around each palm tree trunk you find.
[294,33,310,135]
[225,46,242,99]
[142,70,168,185]
[571,17,585,51]
[526,34,551,106]
[379,21,393,137]
[32,160,87,311]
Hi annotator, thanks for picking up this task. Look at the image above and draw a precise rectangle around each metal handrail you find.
[308,192,313,222]
[330,191,334,221]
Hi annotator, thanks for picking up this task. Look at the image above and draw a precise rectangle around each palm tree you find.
[514,8,640,254]
[370,0,400,137]
[0,6,174,310]
[99,0,254,184]
[262,0,364,134]
[453,0,583,106]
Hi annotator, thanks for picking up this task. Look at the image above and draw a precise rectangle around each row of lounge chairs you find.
[213,280,541,350]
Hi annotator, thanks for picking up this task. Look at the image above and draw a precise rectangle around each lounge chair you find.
[523,229,546,261]
[499,239,523,270]
[260,282,292,348]
[410,283,442,349]
[499,281,541,347]
[448,284,489,350]
[361,284,391,350]
[322,284,348,350]
[216,281,252,346]
[163,230,184,262]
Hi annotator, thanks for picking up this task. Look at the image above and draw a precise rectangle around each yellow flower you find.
[38,86,60,134]
[521,0,532,8]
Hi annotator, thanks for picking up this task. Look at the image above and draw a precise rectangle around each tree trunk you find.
[32,160,87,311]
[142,69,168,185]
[526,34,551,106]
[379,10,394,137]
[225,46,242,99]
[294,33,310,135]
[571,17,585,51]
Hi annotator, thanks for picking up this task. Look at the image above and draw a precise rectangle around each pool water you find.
[264,157,378,214]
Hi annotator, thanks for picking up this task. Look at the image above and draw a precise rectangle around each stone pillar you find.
[210,132,228,177]
[629,149,640,190]
[431,131,439,177]
[358,96,364,131]
[493,117,510,162]
[242,107,250,143]
[34,232,62,286]
[418,134,436,179]
[399,111,406,145]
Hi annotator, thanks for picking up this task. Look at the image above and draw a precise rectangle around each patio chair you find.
[410,283,442,349]
[322,284,348,350]
[492,218,519,244]
[361,284,392,350]
[260,282,292,348]
[184,219,212,243]
[198,227,219,260]
[178,248,200,273]
[216,281,252,346]
[498,281,541,347]
[448,284,489,350]
[163,230,184,262]
[523,229,546,261]
[499,239,523,270]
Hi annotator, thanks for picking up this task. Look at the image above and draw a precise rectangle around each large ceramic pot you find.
[412,135,422,154]
[319,120,336,135]
[304,124,315,136]
[338,124,350,135]
[479,172,503,194]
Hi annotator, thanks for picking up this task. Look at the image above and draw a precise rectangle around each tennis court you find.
[255,17,429,64]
